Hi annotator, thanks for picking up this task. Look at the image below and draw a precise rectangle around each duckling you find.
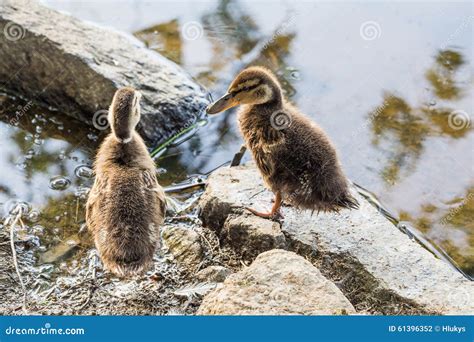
[86,87,166,277]
[207,66,358,219]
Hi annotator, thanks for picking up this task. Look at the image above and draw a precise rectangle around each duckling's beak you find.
[206,93,238,115]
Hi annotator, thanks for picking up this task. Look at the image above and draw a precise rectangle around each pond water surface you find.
[1,0,473,279]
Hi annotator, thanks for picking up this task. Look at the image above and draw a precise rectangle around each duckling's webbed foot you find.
[245,191,283,220]
[245,206,283,220]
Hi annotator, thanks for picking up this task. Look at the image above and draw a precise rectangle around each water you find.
[1,1,472,281]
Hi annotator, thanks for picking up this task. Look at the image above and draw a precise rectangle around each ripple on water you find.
[33,137,44,145]
[25,149,35,160]
[2,199,31,217]
[74,185,90,200]
[87,133,99,141]
[31,224,45,235]
[49,176,71,191]
[74,165,93,179]
[16,161,27,170]
[27,209,40,223]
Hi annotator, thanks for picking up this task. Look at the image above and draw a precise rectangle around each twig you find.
[75,198,79,223]
[77,286,93,312]
[196,230,213,254]
[0,239,29,246]
[78,252,98,312]
[42,285,57,300]
[6,206,28,314]
[230,145,247,167]
[249,189,266,200]
[91,252,97,280]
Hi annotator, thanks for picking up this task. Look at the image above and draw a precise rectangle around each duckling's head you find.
[108,87,142,143]
[207,66,282,114]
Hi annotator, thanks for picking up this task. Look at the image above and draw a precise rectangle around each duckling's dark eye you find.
[242,84,260,93]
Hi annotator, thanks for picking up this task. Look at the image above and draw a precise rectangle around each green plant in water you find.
[150,118,208,159]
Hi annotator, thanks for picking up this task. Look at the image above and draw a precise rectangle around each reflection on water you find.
[370,50,472,184]
[2,0,473,280]
[426,50,465,100]
[0,95,97,280]
[399,185,474,277]
[369,49,473,275]
[135,19,183,64]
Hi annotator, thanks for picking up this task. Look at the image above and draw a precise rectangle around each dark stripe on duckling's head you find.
[230,66,281,99]
[108,87,142,143]
[229,79,262,96]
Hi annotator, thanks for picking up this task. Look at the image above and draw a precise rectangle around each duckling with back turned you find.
[86,87,166,276]
[207,66,358,219]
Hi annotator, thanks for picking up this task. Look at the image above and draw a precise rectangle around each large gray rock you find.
[198,249,355,315]
[39,234,80,264]
[198,165,474,315]
[222,213,287,260]
[196,266,232,283]
[199,165,264,232]
[0,0,209,146]
[161,225,204,271]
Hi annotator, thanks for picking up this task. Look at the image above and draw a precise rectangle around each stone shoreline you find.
[196,164,473,315]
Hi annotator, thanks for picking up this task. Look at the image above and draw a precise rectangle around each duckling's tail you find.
[337,193,360,210]
[103,257,153,278]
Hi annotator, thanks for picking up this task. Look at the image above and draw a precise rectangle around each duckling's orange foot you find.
[245,207,284,220]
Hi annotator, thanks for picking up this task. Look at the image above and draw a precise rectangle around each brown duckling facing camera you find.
[86,87,166,277]
[207,66,358,219]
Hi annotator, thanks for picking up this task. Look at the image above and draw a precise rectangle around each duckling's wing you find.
[141,170,167,217]
[142,170,158,189]
[252,132,287,185]
[262,128,286,151]
[86,175,107,232]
